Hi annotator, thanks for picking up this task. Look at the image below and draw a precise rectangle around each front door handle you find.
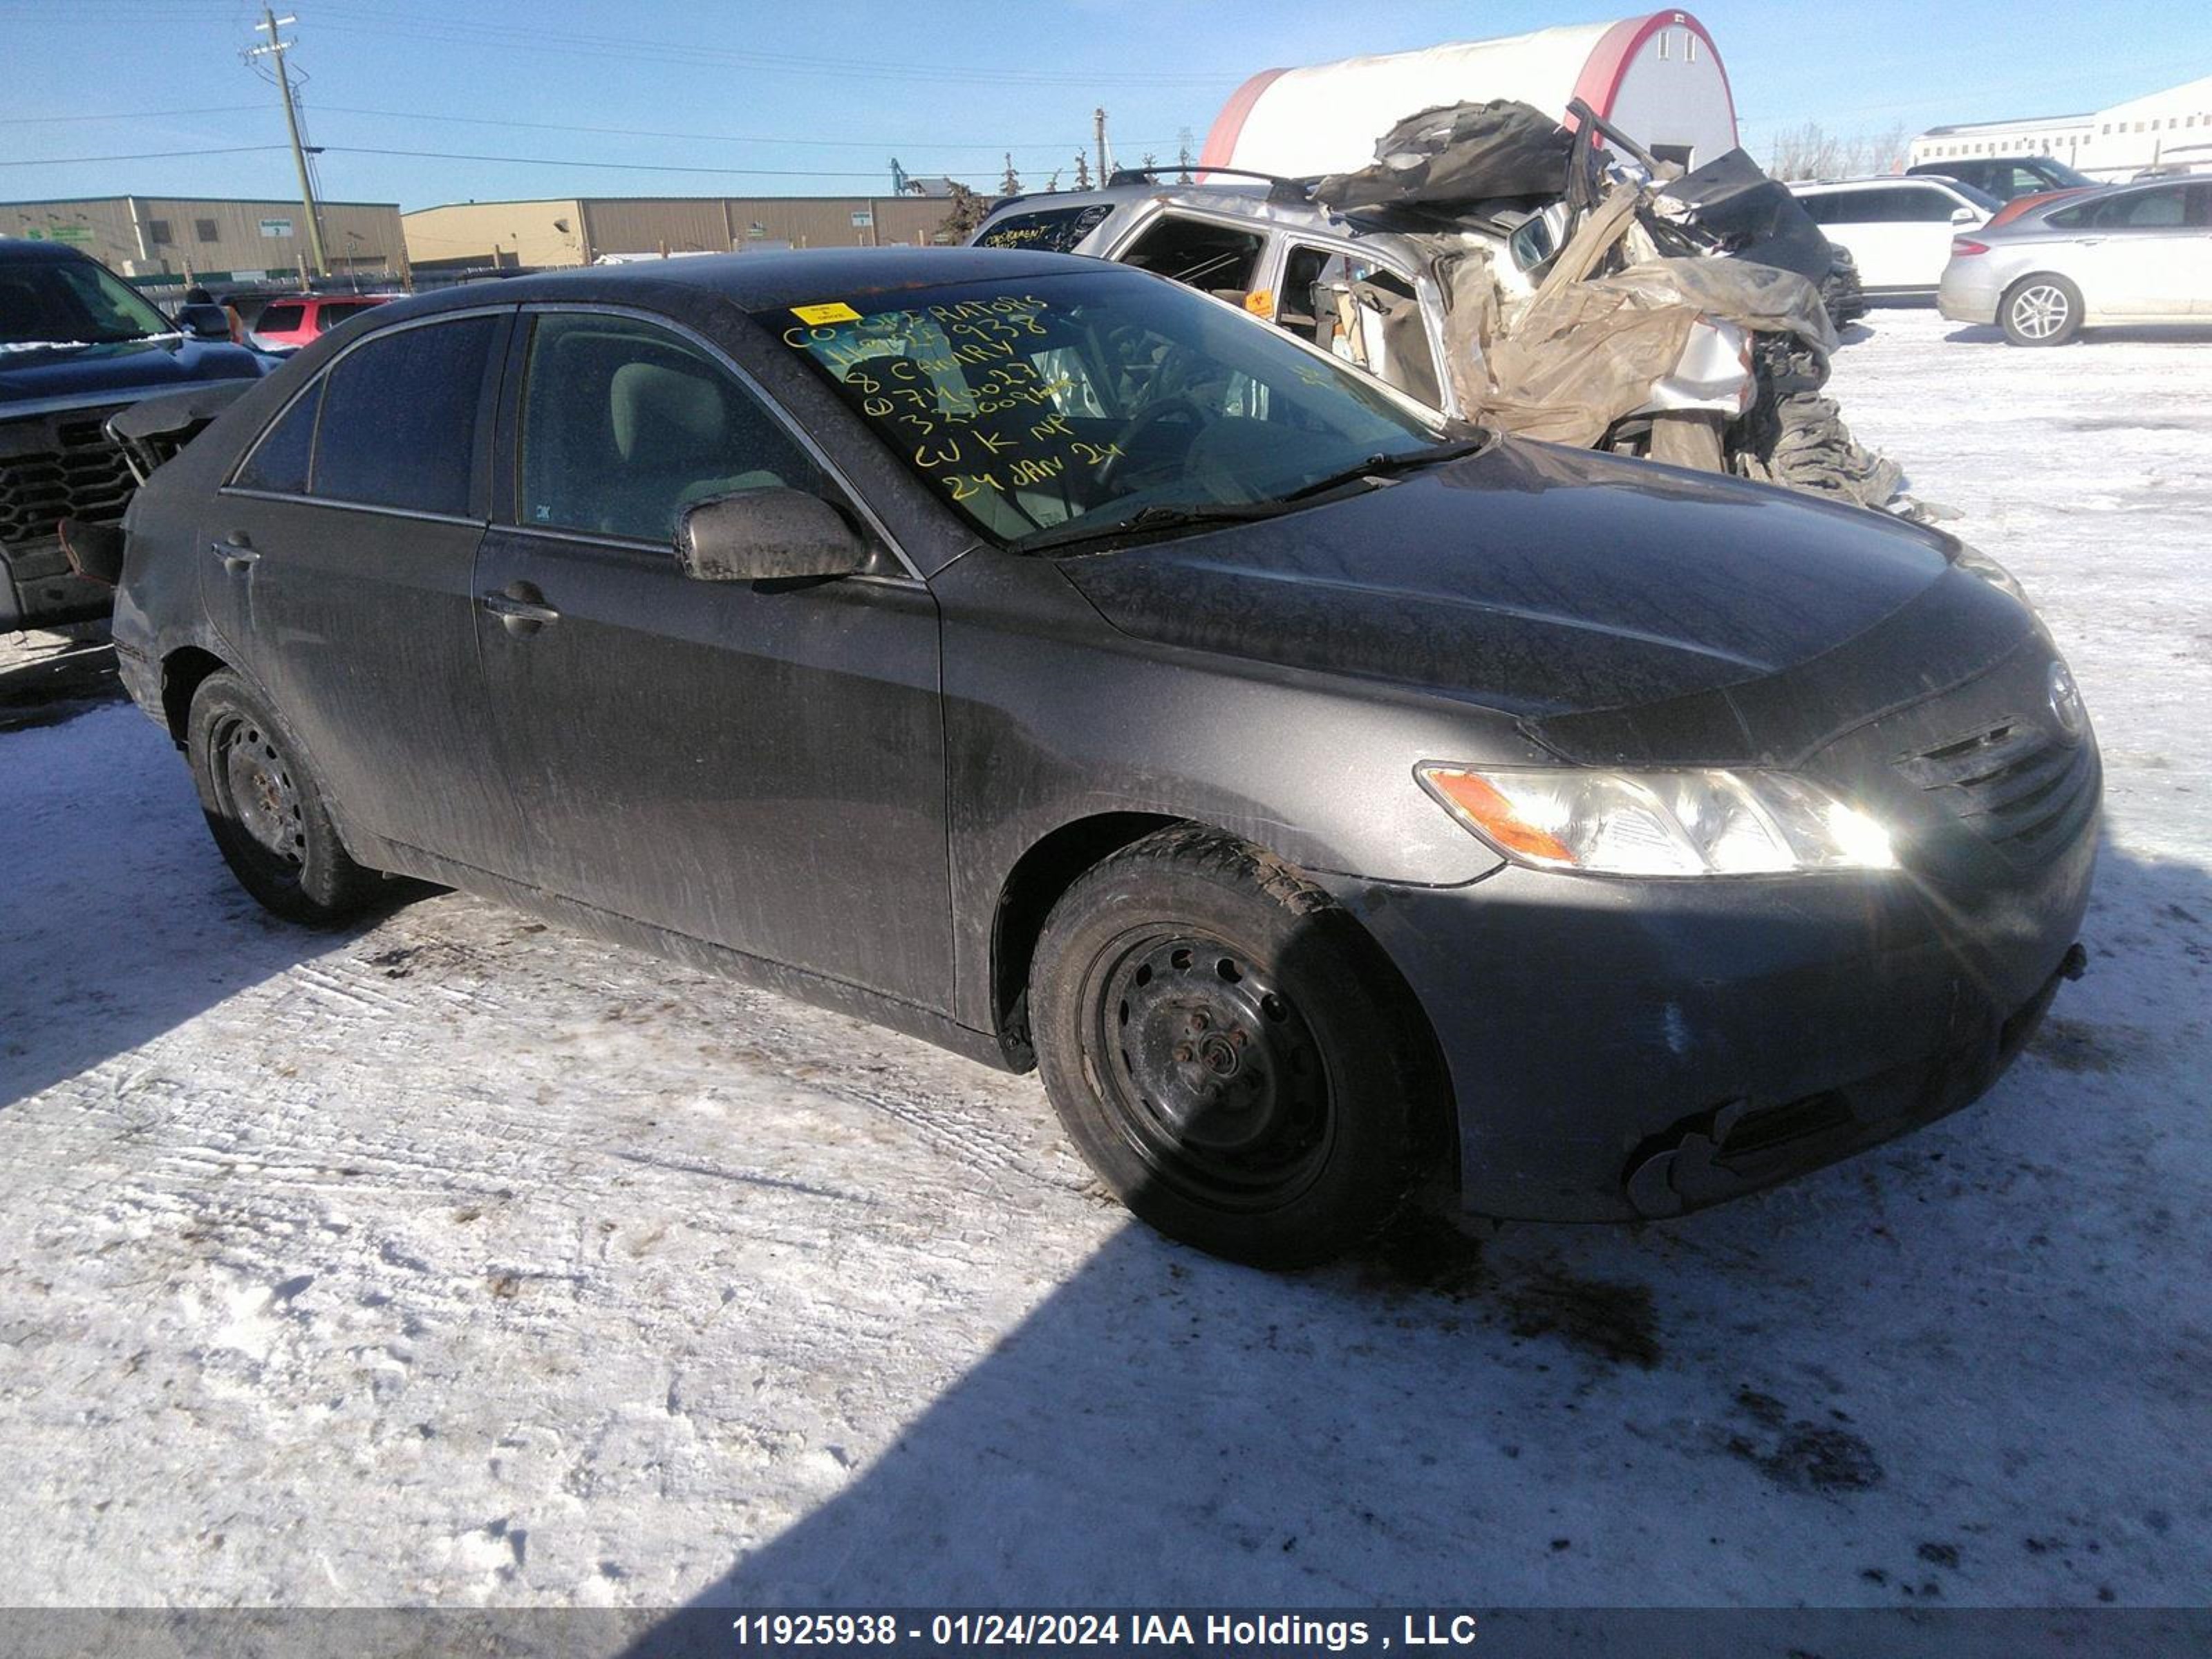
[212,531,258,574]
[482,583,560,635]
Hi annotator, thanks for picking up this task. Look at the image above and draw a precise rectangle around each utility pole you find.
[249,6,329,277]
[1093,107,1112,185]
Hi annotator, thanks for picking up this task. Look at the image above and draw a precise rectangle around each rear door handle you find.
[212,531,258,574]
[482,585,560,635]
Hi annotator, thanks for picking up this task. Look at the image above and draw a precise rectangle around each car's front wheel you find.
[2000,274,2083,346]
[1029,825,1435,1268]
[187,671,377,925]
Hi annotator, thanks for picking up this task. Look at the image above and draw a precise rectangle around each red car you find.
[245,292,391,353]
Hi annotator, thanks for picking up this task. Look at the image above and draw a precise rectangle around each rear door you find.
[2068,185,2209,317]
[471,305,952,1006]
[208,307,531,874]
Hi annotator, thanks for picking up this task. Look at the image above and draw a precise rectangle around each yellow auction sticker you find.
[791,301,862,325]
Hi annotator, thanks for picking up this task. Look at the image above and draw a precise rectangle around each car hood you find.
[0,335,268,413]
[1056,438,1960,720]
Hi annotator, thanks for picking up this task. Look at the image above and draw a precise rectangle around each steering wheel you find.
[1095,392,1208,495]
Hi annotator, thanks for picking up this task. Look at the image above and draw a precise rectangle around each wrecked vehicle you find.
[973,99,1904,514]
[111,249,2095,1266]
[1,238,271,628]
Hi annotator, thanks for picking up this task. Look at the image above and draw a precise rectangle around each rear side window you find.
[234,379,323,495]
[314,301,373,333]
[973,204,1113,253]
[1118,214,1267,297]
[516,312,818,543]
[256,303,305,334]
[312,317,495,516]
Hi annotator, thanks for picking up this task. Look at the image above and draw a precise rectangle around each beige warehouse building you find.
[402,194,964,271]
[0,195,408,283]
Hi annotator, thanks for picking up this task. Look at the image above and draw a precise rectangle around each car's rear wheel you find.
[2000,274,2083,346]
[188,672,377,926]
[1029,825,1433,1267]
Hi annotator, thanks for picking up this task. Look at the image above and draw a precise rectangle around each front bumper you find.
[2,534,114,630]
[1322,794,2097,1221]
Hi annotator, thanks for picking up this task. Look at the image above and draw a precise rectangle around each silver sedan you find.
[1938,177,2212,345]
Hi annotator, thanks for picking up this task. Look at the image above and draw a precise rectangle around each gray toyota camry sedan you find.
[106,247,2098,1267]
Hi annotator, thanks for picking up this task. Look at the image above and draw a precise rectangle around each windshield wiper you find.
[1274,435,1490,504]
[1018,499,1295,555]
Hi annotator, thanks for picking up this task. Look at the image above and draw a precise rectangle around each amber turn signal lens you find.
[1422,769,1575,865]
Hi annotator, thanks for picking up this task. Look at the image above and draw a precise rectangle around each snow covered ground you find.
[1,311,2208,1624]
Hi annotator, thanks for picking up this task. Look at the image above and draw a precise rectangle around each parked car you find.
[245,292,392,354]
[1,238,271,629]
[1790,176,2002,300]
[108,249,2097,1266]
[1906,156,2094,202]
[1941,176,2212,345]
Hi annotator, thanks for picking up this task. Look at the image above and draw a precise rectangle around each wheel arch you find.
[988,812,1461,1189]
[159,644,232,747]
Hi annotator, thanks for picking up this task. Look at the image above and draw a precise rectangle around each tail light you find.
[1951,238,1989,257]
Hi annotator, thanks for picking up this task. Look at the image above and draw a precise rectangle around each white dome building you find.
[1199,11,1740,180]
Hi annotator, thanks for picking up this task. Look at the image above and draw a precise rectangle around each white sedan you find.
[1940,178,2212,345]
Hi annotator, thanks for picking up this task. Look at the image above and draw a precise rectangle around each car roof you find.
[0,236,99,265]
[388,245,1105,321]
[1790,176,1969,191]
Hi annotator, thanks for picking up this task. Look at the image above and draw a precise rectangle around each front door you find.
[473,308,952,1008]
[207,310,529,875]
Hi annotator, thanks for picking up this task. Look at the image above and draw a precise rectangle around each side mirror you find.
[675,487,869,583]
[175,303,232,341]
[1950,205,1979,226]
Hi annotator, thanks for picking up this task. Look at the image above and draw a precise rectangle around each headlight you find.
[1952,545,2030,607]
[1416,765,1897,877]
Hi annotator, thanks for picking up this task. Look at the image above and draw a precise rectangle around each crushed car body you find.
[973,98,1911,516]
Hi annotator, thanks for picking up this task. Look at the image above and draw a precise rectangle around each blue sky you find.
[3,0,2206,209]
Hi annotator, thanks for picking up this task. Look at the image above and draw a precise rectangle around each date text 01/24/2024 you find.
[727,1612,1483,1649]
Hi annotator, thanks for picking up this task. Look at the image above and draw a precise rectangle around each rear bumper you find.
[1938,262,2005,325]
[1322,808,2097,1221]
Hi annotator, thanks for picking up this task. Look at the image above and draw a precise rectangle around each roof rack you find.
[1102,165,1318,205]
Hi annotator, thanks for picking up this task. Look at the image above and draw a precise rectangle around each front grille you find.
[0,407,137,547]
[1895,717,2097,865]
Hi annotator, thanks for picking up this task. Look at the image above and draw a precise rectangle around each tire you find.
[2000,274,2083,347]
[187,671,377,926]
[1029,825,1435,1268]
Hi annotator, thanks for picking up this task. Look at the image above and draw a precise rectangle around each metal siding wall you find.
[1,196,407,278]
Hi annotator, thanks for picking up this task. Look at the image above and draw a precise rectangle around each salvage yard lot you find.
[1,310,2208,1615]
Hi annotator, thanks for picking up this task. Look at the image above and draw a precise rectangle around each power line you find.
[0,104,267,125]
[319,145,893,179]
[299,10,1237,88]
[0,144,291,167]
[305,104,1184,155]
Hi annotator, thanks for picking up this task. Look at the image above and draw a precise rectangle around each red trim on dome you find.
[1566,10,1737,144]
[1198,66,1288,173]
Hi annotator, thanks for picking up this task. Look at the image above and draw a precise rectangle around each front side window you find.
[311,316,495,516]
[763,268,1447,548]
[517,312,819,543]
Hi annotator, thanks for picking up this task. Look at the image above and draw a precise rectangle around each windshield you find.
[760,268,1448,548]
[0,256,175,349]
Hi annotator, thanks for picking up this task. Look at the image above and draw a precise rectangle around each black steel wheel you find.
[1031,825,1439,1267]
[1087,930,1335,1212]
[187,671,377,925]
